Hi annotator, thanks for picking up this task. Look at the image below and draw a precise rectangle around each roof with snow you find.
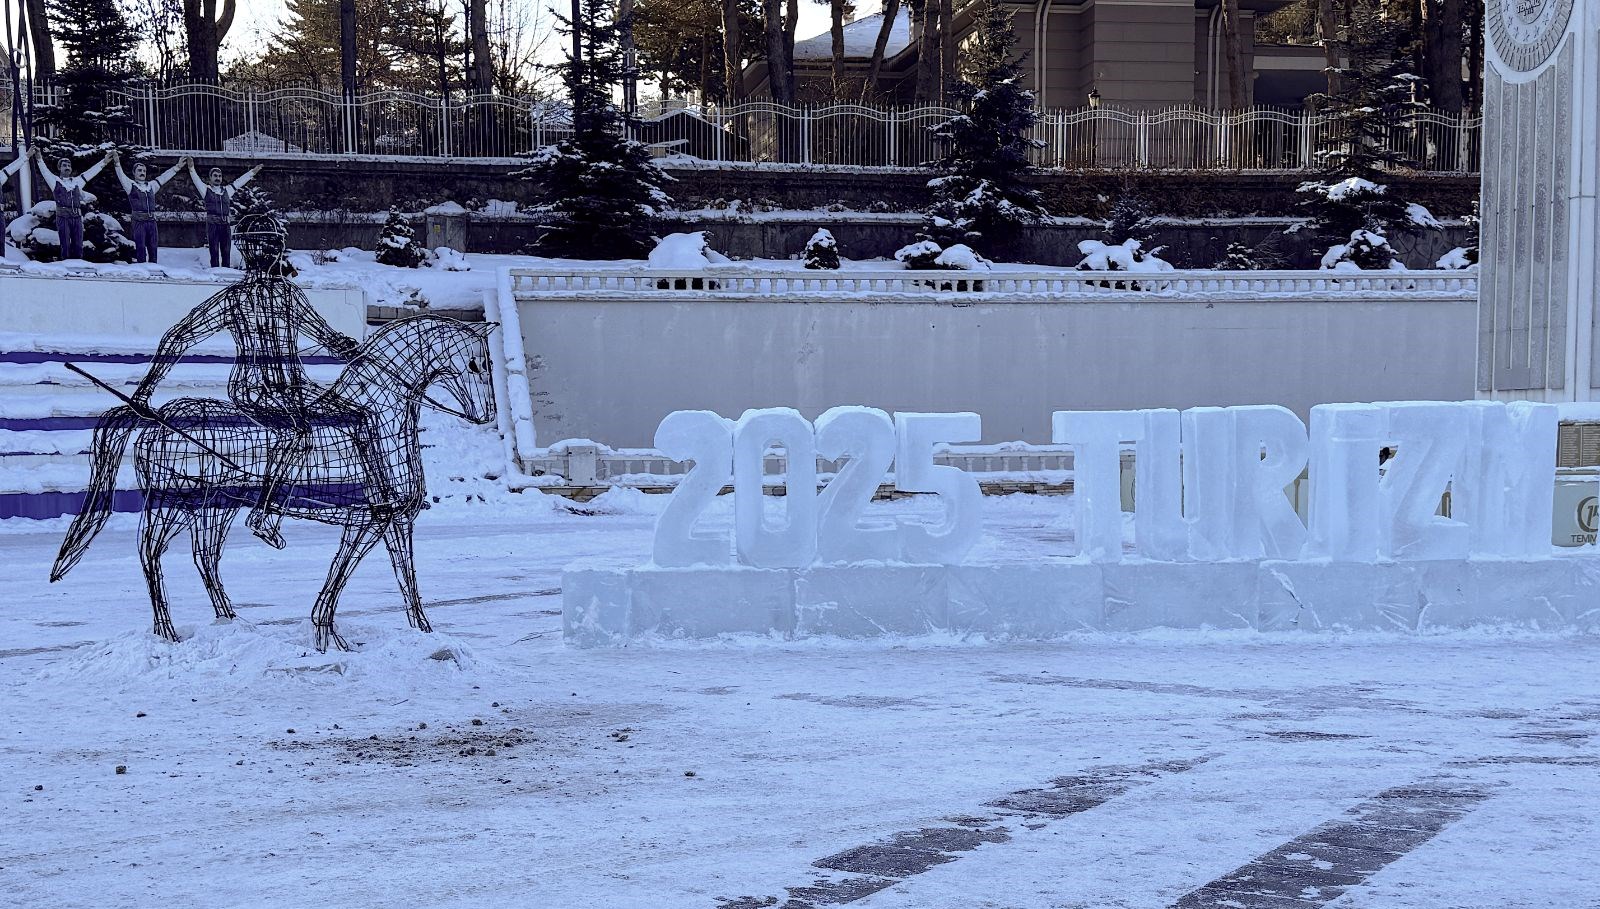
[792,10,912,62]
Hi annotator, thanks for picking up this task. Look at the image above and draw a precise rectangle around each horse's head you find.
[428,320,498,426]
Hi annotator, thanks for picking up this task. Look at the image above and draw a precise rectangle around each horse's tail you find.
[51,405,141,582]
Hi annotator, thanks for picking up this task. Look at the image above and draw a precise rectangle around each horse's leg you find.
[311,520,383,653]
[381,518,430,633]
[191,505,240,621]
[139,506,188,642]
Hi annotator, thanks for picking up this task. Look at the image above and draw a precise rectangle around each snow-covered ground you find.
[4,440,1597,907]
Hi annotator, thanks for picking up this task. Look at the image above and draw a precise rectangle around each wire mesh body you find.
[51,306,498,653]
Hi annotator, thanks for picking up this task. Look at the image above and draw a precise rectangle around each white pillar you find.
[1479,0,1597,401]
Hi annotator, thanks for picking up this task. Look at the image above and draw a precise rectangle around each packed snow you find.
[3,457,1598,906]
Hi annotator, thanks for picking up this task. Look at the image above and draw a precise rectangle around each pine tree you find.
[921,0,1044,259]
[802,228,840,269]
[36,0,142,146]
[1103,195,1156,247]
[1296,2,1431,265]
[517,0,673,259]
[376,207,427,267]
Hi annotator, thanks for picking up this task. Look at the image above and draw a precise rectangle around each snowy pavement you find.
[3,492,1598,908]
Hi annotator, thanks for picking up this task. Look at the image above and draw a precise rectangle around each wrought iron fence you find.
[1,80,1482,173]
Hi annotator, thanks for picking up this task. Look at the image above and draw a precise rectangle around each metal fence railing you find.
[2,80,1482,173]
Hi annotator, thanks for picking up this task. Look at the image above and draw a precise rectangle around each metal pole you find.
[340,0,357,154]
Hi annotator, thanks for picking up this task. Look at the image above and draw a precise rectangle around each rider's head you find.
[209,167,224,186]
[57,157,73,178]
[133,162,148,182]
[235,213,288,274]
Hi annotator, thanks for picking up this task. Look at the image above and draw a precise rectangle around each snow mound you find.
[40,620,489,687]
[648,231,730,268]
[1076,239,1173,273]
[934,243,992,271]
[428,246,472,271]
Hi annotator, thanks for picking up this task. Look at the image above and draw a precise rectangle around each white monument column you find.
[1479,0,1597,400]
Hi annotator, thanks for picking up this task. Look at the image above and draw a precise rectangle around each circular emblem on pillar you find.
[1488,0,1574,72]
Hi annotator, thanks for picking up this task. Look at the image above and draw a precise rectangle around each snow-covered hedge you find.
[5,199,134,264]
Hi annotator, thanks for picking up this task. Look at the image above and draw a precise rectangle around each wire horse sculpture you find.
[50,213,498,652]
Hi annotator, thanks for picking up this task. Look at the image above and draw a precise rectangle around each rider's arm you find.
[113,158,133,194]
[188,163,208,197]
[289,289,360,358]
[232,165,263,191]
[130,293,230,405]
[0,153,24,181]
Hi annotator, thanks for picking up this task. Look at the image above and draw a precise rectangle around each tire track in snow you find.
[716,754,1215,909]
[1170,778,1493,908]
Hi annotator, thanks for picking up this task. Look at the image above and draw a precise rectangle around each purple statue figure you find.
[37,150,113,261]
[188,161,263,269]
[112,151,189,264]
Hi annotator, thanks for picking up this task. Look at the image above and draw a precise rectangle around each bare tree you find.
[764,0,793,101]
[26,0,55,78]
[1316,0,1341,97]
[1420,0,1463,110]
[722,0,743,100]
[913,0,934,101]
[860,0,900,100]
[183,0,235,82]
[829,0,845,97]
[467,0,493,93]
[489,0,553,96]
[1221,0,1246,107]
[936,0,950,98]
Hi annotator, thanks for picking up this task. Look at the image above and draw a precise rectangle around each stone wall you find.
[147,211,1469,270]
[127,153,1479,220]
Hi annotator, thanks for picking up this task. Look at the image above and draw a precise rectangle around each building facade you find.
[751,0,1326,109]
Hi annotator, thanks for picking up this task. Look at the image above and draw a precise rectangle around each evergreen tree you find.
[36,0,141,146]
[802,228,839,269]
[518,0,672,259]
[1296,2,1430,265]
[376,207,427,267]
[1102,194,1156,248]
[921,0,1044,259]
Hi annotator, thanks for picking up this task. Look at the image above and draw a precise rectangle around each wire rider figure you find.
[127,213,395,549]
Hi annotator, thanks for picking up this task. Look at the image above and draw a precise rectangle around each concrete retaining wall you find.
[515,292,1477,448]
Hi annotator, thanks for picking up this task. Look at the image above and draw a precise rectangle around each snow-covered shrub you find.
[1437,201,1480,270]
[934,244,992,271]
[1321,229,1404,271]
[1213,233,1288,271]
[5,199,134,263]
[1076,239,1173,273]
[895,240,946,270]
[647,231,729,269]
[375,207,426,268]
[1296,177,1437,268]
[428,246,472,271]
[803,229,840,269]
[230,183,278,222]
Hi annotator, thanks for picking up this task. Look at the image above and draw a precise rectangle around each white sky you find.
[224,0,842,68]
